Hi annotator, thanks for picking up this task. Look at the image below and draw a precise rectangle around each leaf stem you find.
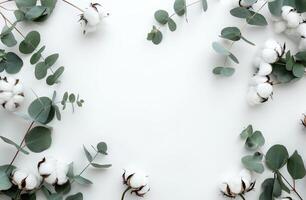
[278,172,303,200]
[239,194,246,200]
[62,0,84,12]
[121,187,131,200]
[223,1,267,66]
[5,121,35,172]
[0,0,13,5]
[169,0,201,18]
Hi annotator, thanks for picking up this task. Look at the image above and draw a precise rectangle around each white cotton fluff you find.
[273,20,287,33]
[83,6,100,26]
[299,39,306,50]
[249,75,268,86]
[124,169,149,189]
[38,157,69,185]
[258,62,272,76]
[246,87,264,106]
[286,12,300,28]
[252,56,263,68]
[281,6,295,20]
[12,170,38,190]
[261,48,279,63]
[264,39,283,55]
[0,77,24,112]
[257,83,273,98]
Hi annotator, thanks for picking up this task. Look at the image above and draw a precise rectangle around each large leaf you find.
[28,97,53,124]
[265,144,289,171]
[173,0,186,16]
[25,126,52,153]
[241,152,264,173]
[19,31,40,54]
[2,52,23,74]
[287,151,306,179]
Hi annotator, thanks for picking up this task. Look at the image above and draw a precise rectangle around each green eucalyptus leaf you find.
[25,6,47,20]
[25,126,52,153]
[3,52,23,74]
[247,12,268,26]
[168,18,177,32]
[28,96,53,124]
[41,0,58,14]
[35,62,48,79]
[265,144,289,171]
[240,125,253,139]
[15,0,37,12]
[14,10,25,21]
[229,53,239,64]
[173,0,186,16]
[73,175,92,185]
[1,25,17,47]
[202,0,208,11]
[66,192,83,200]
[292,63,304,78]
[154,10,169,25]
[220,27,241,41]
[268,0,284,16]
[212,67,235,77]
[46,66,64,85]
[19,31,41,54]
[91,163,112,168]
[212,42,230,55]
[0,136,29,154]
[295,51,306,61]
[287,151,306,180]
[259,178,274,200]
[147,26,163,45]
[83,145,93,162]
[295,0,306,12]
[0,171,12,190]
[245,131,265,150]
[241,152,264,173]
[30,46,45,64]
[273,176,282,197]
[97,142,108,154]
[230,7,251,18]
[55,181,71,195]
[45,53,59,67]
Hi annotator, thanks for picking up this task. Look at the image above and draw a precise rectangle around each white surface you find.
[1,0,306,199]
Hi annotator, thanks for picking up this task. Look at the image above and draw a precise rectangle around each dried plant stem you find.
[121,187,131,200]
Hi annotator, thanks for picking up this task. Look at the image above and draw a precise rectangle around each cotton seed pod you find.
[246,87,266,106]
[80,3,106,34]
[298,23,306,36]
[299,38,306,50]
[0,76,24,112]
[249,75,268,86]
[122,169,150,197]
[256,83,273,98]
[264,39,283,55]
[273,20,287,33]
[258,62,272,76]
[12,170,38,190]
[38,157,69,186]
[261,48,279,63]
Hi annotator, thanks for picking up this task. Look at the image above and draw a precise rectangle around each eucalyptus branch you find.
[5,121,35,172]
[223,1,268,65]
[238,194,246,200]
[62,0,84,12]
[278,172,303,200]
[169,0,201,19]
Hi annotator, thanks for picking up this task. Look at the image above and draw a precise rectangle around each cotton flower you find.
[220,169,255,199]
[261,39,283,63]
[249,75,268,86]
[257,62,272,76]
[38,157,69,185]
[12,170,38,190]
[0,76,24,112]
[246,87,266,106]
[122,168,150,198]
[298,23,306,50]
[80,3,109,34]
[256,83,273,98]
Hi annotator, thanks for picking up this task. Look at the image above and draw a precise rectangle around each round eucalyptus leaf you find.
[154,10,169,25]
[152,30,162,45]
[168,18,177,32]
[30,45,45,64]
[241,152,264,173]
[55,181,71,195]
[0,171,12,190]
[25,126,52,153]
[45,53,59,67]
[46,66,64,85]
[66,193,83,200]
[265,144,289,171]
[97,142,108,154]
[19,31,41,54]
[212,42,230,56]
[230,7,251,18]
[287,151,306,180]
[4,52,23,74]
[25,6,46,20]
[173,0,186,16]
[35,62,48,80]
[28,97,53,124]
[220,27,241,41]
[245,131,265,150]
[247,12,268,26]
[292,63,304,78]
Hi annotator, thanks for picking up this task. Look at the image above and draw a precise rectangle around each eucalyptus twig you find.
[62,0,84,12]
[169,0,201,18]
[223,1,268,66]
[5,121,35,172]
[121,187,131,200]
[278,172,303,200]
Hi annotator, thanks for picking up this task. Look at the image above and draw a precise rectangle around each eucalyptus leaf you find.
[19,31,41,54]
[66,193,83,200]
[173,0,186,16]
[97,142,108,154]
[154,10,169,25]
[287,151,306,179]
[28,97,53,124]
[25,126,52,153]
[265,144,289,171]
[83,145,93,162]
[0,136,29,154]
[212,67,235,77]
[241,152,264,173]
[73,175,93,185]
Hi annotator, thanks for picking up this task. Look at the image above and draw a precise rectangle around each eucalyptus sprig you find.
[147,0,208,45]
[212,0,268,77]
[234,125,306,200]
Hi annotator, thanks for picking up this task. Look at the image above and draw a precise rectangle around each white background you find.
[1,0,306,199]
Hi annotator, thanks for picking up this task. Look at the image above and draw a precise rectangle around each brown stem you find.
[6,121,35,172]
[279,172,303,200]
[62,0,84,12]
[121,187,131,200]
[239,194,246,200]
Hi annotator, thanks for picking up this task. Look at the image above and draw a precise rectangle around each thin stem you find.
[71,152,98,184]
[6,121,35,172]
[279,172,303,200]
[121,187,131,200]
[239,194,246,200]
[0,0,13,5]
[62,0,84,12]
[169,0,201,18]
[223,1,268,65]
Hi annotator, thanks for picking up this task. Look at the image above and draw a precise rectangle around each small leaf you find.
[212,42,230,56]
[247,12,268,26]
[154,10,169,25]
[292,63,304,78]
[83,145,93,162]
[201,0,208,11]
[35,62,48,79]
[69,93,76,103]
[230,7,251,18]
[66,193,83,200]
[45,53,59,67]
[46,66,64,85]
[0,136,29,154]
[25,126,52,153]
[173,0,186,16]
[19,31,41,54]
[240,125,253,139]
[73,175,92,185]
[212,67,235,77]
[97,142,108,154]
[220,27,241,41]
[168,18,177,32]
[2,52,23,74]
[241,152,264,173]
[91,163,112,168]
[245,131,265,150]
[28,96,53,124]
[30,46,45,64]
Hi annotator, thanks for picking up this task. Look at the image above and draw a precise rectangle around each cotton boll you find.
[25,174,38,190]
[261,48,278,63]
[298,23,306,35]
[239,169,252,183]
[129,172,149,189]
[0,77,24,111]
[138,185,150,195]
[246,87,264,106]
[273,21,287,33]
[286,12,301,28]
[282,6,295,20]
[12,170,38,190]
[44,173,57,185]
[83,7,100,26]
[12,170,27,185]
[257,83,273,98]
[227,176,242,194]
[249,75,268,86]
[252,56,263,68]
[299,38,306,50]
[264,39,282,54]
[258,62,272,76]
